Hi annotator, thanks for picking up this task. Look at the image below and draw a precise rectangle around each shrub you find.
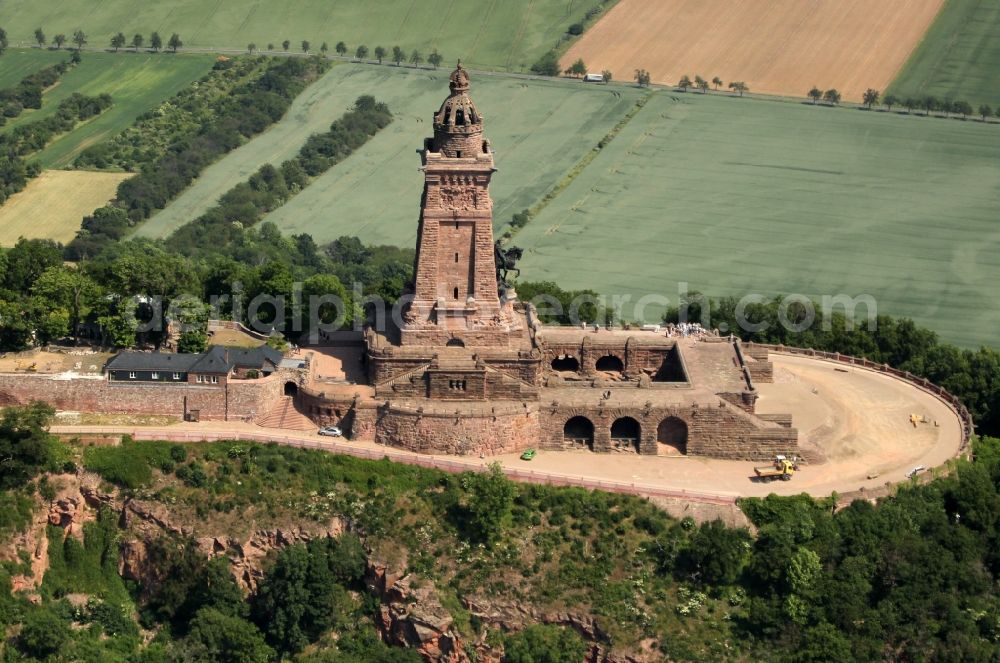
[678,519,752,585]
[252,541,356,654]
[176,462,208,488]
[68,57,333,258]
[510,208,531,229]
[17,607,70,658]
[185,608,274,662]
[530,51,561,76]
[85,599,139,638]
[83,439,173,488]
[0,60,70,120]
[85,445,152,489]
[504,624,587,663]
[0,91,112,203]
[0,401,58,490]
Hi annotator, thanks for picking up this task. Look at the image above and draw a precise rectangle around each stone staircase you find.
[255,397,316,431]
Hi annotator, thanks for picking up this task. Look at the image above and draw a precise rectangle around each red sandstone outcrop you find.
[1,472,112,593]
[116,498,346,594]
[6,505,49,594]
[115,506,481,661]
[367,560,470,661]
[119,538,157,592]
[196,521,345,593]
[463,596,659,663]
[3,473,646,662]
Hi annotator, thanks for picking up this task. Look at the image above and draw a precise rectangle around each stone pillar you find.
[581,337,594,377]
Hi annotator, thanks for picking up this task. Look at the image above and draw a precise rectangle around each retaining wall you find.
[0,372,283,421]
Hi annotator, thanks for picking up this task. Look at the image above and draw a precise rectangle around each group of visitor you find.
[665,322,708,338]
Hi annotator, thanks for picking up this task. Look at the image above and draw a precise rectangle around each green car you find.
[520,449,536,461]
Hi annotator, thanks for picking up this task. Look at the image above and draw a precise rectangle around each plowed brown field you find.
[562,0,945,101]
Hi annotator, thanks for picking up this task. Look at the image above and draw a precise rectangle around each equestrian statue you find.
[494,241,523,294]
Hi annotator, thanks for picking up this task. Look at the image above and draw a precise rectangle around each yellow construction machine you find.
[754,455,799,482]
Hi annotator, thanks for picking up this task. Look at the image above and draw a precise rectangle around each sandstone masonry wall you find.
[541,401,798,460]
[377,406,538,456]
[0,373,283,421]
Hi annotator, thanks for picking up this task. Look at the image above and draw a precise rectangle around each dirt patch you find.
[563,0,945,101]
[0,349,113,375]
[209,329,266,348]
[54,412,180,427]
[0,170,132,245]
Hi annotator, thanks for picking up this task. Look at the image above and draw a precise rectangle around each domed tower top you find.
[431,61,486,158]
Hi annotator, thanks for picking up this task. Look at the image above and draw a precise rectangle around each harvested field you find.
[563,0,946,101]
[0,170,131,245]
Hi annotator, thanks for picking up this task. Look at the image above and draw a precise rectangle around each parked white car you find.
[318,426,343,437]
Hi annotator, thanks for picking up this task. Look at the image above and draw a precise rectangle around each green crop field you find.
[140,64,642,244]
[136,61,358,239]
[888,0,1000,108]
[0,49,215,169]
[0,48,67,88]
[0,0,605,71]
[513,91,1000,349]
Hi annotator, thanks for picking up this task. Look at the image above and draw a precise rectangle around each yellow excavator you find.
[754,455,799,482]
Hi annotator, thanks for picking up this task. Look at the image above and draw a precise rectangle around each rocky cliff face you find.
[1,472,648,662]
[116,496,346,595]
[367,560,469,661]
[1,472,113,594]
[118,501,479,661]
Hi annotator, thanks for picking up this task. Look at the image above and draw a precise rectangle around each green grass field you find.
[136,61,357,238]
[513,91,1000,349]
[140,64,642,244]
[0,0,604,71]
[0,49,215,168]
[888,0,1000,108]
[0,48,67,87]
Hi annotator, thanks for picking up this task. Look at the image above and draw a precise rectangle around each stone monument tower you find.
[401,63,518,347]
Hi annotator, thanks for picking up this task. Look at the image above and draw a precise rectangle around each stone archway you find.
[595,355,624,373]
[657,417,688,455]
[563,416,595,450]
[551,355,580,372]
[446,338,465,347]
[610,416,641,453]
[283,381,299,397]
